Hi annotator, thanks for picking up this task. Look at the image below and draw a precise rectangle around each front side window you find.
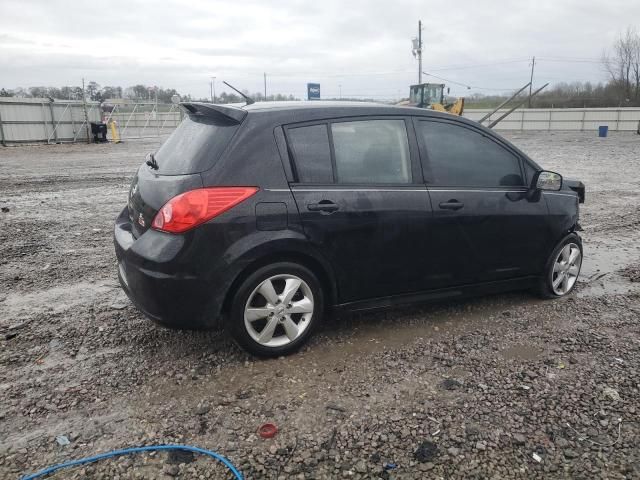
[418,121,524,187]
[331,120,411,184]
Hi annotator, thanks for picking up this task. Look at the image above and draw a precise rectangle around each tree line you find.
[0,83,184,103]
[466,81,638,109]
[0,82,299,104]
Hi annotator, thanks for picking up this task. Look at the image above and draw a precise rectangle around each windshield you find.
[153,114,239,175]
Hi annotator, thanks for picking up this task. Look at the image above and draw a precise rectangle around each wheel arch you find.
[220,249,338,317]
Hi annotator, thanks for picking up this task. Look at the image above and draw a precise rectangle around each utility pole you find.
[412,21,423,84]
[339,84,342,99]
[210,77,216,103]
[264,72,267,100]
[528,56,536,108]
[81,78,90,144]
[418,20,422,84]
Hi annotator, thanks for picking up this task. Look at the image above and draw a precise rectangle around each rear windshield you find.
[154,114,239,175]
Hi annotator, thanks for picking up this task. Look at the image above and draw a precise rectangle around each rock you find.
[414,441,438,462]
[194,404,210,415]
[440,378,463,390]
[1,207,9,213]
[419,462,434,472]
[167,450,194,464]
[354,460,367,473]
[163,464,179,476]
[326,402,347,413]
[447,447,461,456]
[475,441,487,451]
[513,433,526,445]
[236,390,252,400]
[564,449,579,459]
[602,387,621,402]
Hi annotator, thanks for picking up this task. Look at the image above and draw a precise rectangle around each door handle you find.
[439,200,464,210]
[308,200,339,213]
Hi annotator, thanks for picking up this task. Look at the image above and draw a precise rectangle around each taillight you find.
[151,187,258,234]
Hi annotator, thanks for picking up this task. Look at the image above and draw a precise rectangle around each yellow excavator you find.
[400,83,465,115]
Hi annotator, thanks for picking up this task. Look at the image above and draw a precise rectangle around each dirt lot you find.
[1,131,639,479]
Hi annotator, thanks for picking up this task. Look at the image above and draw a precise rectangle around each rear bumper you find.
[113,207,221,329]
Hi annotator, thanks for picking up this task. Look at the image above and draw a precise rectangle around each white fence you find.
[104,103,182,140]
[464,107,640,131]
[0,97,101,145]
[0,98,182,145]
[2,99,640,145]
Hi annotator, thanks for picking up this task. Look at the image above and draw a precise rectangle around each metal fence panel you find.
[464,107,640,131]
[0,97,100,145]
[3,100,640,146]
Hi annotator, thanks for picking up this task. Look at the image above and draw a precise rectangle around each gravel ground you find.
[1,131,639,479]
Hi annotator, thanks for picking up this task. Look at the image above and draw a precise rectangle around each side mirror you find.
[533,170,562,191]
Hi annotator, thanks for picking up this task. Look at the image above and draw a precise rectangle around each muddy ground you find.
[1,131,639,479]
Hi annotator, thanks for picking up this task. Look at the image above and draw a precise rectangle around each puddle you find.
[500,344,544,360]
[577,231,640,298]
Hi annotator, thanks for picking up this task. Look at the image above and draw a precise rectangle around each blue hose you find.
[21,444,243,480]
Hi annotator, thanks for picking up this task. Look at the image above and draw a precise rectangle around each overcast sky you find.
[1,0,638,100]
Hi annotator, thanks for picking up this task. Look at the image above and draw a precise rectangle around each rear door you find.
[284,117,433,303]
[414,118,550,286]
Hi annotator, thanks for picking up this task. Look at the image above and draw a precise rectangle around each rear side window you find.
[287,124,333,183]
[418,121,524,187]
[154,114,239,175]
[331,120,411,184]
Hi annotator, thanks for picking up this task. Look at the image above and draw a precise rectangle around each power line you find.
[537,57,604,64]
[421,71,521,91]
[428,58,530,72]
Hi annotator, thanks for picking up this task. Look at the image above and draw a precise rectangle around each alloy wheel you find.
[244,274,314,348]
[551,243,582,295]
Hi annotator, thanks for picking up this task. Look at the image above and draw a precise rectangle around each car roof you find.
[241,100,466,124]
[243,100,392,111]
[181,100,481,130]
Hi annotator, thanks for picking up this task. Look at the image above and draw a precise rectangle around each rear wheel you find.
[538,234,583,298]
[227,262,324,357]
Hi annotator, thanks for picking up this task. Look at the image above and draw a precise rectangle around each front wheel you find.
[538,234,583,298]
[227,262,324,357]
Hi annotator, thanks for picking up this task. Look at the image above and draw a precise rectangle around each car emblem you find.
[130,183,138,200]
[138,213,146,227]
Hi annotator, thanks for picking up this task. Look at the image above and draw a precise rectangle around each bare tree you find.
[603,26,640,103]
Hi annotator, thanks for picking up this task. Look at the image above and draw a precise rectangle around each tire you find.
[537,233,583,299]
[226,262,324,357]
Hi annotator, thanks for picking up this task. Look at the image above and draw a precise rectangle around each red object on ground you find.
[258,423,278,439]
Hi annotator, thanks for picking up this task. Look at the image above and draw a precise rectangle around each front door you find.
[414,118,550,287]
[284,118,432,303]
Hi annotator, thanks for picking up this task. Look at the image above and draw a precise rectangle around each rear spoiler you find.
[180,102,247,124]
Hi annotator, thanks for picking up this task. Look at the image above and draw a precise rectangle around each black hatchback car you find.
[115,101,585,356]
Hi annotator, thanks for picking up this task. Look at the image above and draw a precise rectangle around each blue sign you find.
[307,83,320,100]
